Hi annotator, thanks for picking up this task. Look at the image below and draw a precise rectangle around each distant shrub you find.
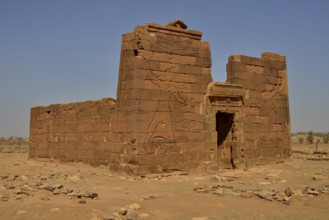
[323,133,329,144]
[306,130,314,144]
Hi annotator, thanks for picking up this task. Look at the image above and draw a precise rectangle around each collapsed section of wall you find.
[29,98,116,165]
[112,21,213,174]
[226,52,291,165]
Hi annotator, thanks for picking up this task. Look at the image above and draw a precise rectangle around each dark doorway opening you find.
[216,112,234,147]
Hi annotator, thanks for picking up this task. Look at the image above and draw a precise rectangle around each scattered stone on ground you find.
[292,150,329,161]
[0,172,99,202]
[101,203,141,220]
[1,144,329,219]
[193,184,329,205]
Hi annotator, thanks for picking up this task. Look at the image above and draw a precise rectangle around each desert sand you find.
[0,142,328,220]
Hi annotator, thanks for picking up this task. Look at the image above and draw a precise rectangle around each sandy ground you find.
[0,147,329,220]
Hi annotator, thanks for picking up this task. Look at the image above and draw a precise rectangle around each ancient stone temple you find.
[29,20,291,174]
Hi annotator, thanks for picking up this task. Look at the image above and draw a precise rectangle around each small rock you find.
[119,208,128,215]
[255,190,272,199]
[0,175,8,180]
[52,184,63,189]
[38,184,48,190]
[283,196,290,201]
[89,192,98,199]
[68,175,80,183]
[14,189,29,195]
[191,217,208,220]
[15,195,24,200]
[212,188,224,196]
[306,188,320,196]
[45,185,55,192]
[278,191,286,197]
[220,176,235,181]
[265,195,273,201]
[68,191,77,197]
[13,189,24,195]
[7,175,16,181]
[16,210,27,215]
[284,187,292,197]
[20,175,29,183]
[76,191,88,198]
[21,185,32,192]
[273,194,283,201]
[0,191,10,201]
[34,182,43,187]
[210,176,219,183]
[320,186,329,194]
[6,185,15,190]
[50,208,60,212]
[133,176,142,181]
[62,188,73,194]
[282,200,291,205]
[293,189,304,196]
[142,195,158,200]
[194,186,209,193]
[79,199,86,204]
[126,209,138,220]
[129,203,141,210]
[173,171,188,176]
[258,181,271,185]
[112,212,120,217]
[40,195,50,201]
[224,189,240,196]
[241,191,253,198]
[53,188,61,195]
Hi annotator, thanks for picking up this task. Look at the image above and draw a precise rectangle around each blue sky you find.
[0,0,328,137]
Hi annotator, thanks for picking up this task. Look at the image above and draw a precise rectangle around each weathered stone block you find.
[262,147,283,157]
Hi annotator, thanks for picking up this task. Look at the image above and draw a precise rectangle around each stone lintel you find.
[206,82,245,98]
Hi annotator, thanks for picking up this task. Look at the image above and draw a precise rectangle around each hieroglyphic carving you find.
[262,62,285,114]
[169,92,199,130]
[140,49,201,154]
[136,29,200,57]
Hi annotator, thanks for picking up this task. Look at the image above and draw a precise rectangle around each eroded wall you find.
[29,21,291,174]
[226,52,291,165]
[29,98,116,165]
[112,22,213,174]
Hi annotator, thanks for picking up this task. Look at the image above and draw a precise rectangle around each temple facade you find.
[29,20,291,174]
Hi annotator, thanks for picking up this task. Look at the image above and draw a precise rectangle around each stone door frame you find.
[203,83,245,169]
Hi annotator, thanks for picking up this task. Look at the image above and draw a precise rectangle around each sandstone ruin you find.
[29,20,291,174]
